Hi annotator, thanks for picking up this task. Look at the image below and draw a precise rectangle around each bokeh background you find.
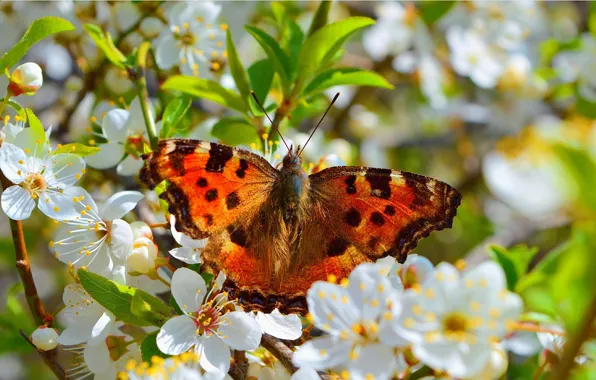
[1,1,594,378]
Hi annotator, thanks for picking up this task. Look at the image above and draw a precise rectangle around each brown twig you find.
[0,174,48,326]
[260,334,298,374]
[229,351,248,380]
[19,330,67,380]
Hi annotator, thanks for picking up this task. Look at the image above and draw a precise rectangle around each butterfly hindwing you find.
[308,167,461,264]
[140,139,277,239]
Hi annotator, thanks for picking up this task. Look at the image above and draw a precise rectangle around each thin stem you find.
[155,273,171,288]
[0,174,48,326]
[551,291,596,379]
[260,334,298,374]
[133,41,158,150]
[0,92,11,115]
[533,360,547,380]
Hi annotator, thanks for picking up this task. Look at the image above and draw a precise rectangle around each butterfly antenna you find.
[251,91,290,152]
[298,92,340,156]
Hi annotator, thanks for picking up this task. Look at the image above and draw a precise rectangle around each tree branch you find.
[20,330,67,380]
[0,174,49,326]
[260,334,298,374]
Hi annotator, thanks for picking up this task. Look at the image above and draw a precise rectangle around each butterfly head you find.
[282,145,303,169]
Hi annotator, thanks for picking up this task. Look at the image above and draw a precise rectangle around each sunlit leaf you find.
[303,68,393,97]
[83,24,127,68]
[246,25,292,95]
[161,76,246,113]
[211,118,259,146]
[160,96,192,139]
[53,143,101,156]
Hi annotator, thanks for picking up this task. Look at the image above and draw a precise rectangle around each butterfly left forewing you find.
[140,139,278,239]
[307,166,461,264]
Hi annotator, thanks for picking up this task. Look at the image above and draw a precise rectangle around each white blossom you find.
[7,62,43,96]
[31,327,59,351]
[128,237,158,274]
[170,215,206,264]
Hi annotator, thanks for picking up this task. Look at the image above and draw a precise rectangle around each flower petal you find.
[291,367,319,380]
[199,336,231,374]
[307,281,359,335]
[347,263,394,321]
[169,247,202,264]
[171,267,207,312]
[37,191,79,220]
[155,34,181,70]
[219,311,262,350]
[84,339,110,374]
[46,153,86,188]
[0,143,27,183]
[100,191,144,220]
[125,97,154,136]
[156,315,197,355]
[13,128,50,158]
[347,344,397,380]
[102,108,130,143]
[413,339,492,378]
[107,219,133,260]
[292,336,352,371]
[1,185,35,220]
[62,187,99,214]
[89,312,114,345]
[171,215,208,249]
[255,309,302,340]
[116,155,143,176]
[85,142,125,169]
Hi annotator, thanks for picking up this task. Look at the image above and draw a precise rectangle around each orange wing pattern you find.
[140,139,277,239]
[308,167,461,263]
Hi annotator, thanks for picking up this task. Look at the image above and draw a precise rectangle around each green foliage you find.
[169,294,184,316]
[161,76,246,113]
[303,68,393,98]
[295,17,375,90]
[53,143,101,156]
[79,270,171,327]
[226,30,252,111]
[487,244,537,291]
[160,96,192,139]
[141,331,170,363]
[418,2,455,26]
[25,108,46,145]
[245,26,293,96]
[247,59,274,115]
[0,284,35,355]
[83,24,127,68]
[307,1,332,37]
[553,144,596,213]
[0,17,75,71]
[211,118,260,146]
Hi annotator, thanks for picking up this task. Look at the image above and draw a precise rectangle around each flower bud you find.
[127,237,158,274]
[31,326,59,351]
[130,221,153,240]
[140,17,163,39]
[7,62,43,96]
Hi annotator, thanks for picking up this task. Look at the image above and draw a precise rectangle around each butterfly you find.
[140,135,461,315]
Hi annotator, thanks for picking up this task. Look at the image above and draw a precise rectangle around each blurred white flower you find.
[7,62,43,96]
[85,97,156,176]
[254,309,303,341]
[0,142,84,220]
[363,2,417,61]
[31,327,59,351]
[104,67,133,94]
[140,17,164,39]
[51,188,143,276]
[536,324,587,365]
[157,268,262,375]
[155,2,226,77]
[119,353,204,380]
[84,334,141,379]
[0,116,25,145]
[553,34,596,101]
[128,237,158,274]
[170,215,206,264]
[293,263,407,378]
[377,253,434,291]
[57,284,115,346]
[131,221,153,240]
[395,262,522,378]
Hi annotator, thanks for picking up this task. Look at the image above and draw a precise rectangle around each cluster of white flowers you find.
[292,256,522,379]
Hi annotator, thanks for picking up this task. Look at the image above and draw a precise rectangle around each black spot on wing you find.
[235,159,249,179]
[344,208,362,228]
[206,143,234,173]
[366,169,392,199]
[228,226,248,247]
[226,191,240,210]
[170,141,197,176]
[197,177,208,188]
[370,211,385,226]
[204,214,214,226]
[205,189,218,202]
[345,175,357,195]
[384,205,396,216]
[327,238,348,257]
[404,174,432,207]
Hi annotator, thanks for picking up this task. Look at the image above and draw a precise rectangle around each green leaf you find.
[226,30,252,110]
[553,144,596,212]
[248,59,274,116]
[303,68,393,97]
[418,2,455,26]
[131,292,171,327]
[53,143,101,156]
[211,118,259,146]
[161,76,246,113]
[245,26,292,95]
[296,17,375,87]
[307,0,331,37]
[487,245,519,291]
[0,17,75,71]
[160,96,192,138]
[83,24,127,68]
[141,331,170,363]
[25,108,46,145]
[271,2,288,32]
[78,269,168,327]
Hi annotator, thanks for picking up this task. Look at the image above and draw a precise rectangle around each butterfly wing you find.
[140,139,278,239]
[305,166,461,264]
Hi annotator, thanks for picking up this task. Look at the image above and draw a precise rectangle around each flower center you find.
[193,305,221,336]
[22,173,46,198]
[173,25,196,46]
[124,134,147,158]
[442,312,469,334]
